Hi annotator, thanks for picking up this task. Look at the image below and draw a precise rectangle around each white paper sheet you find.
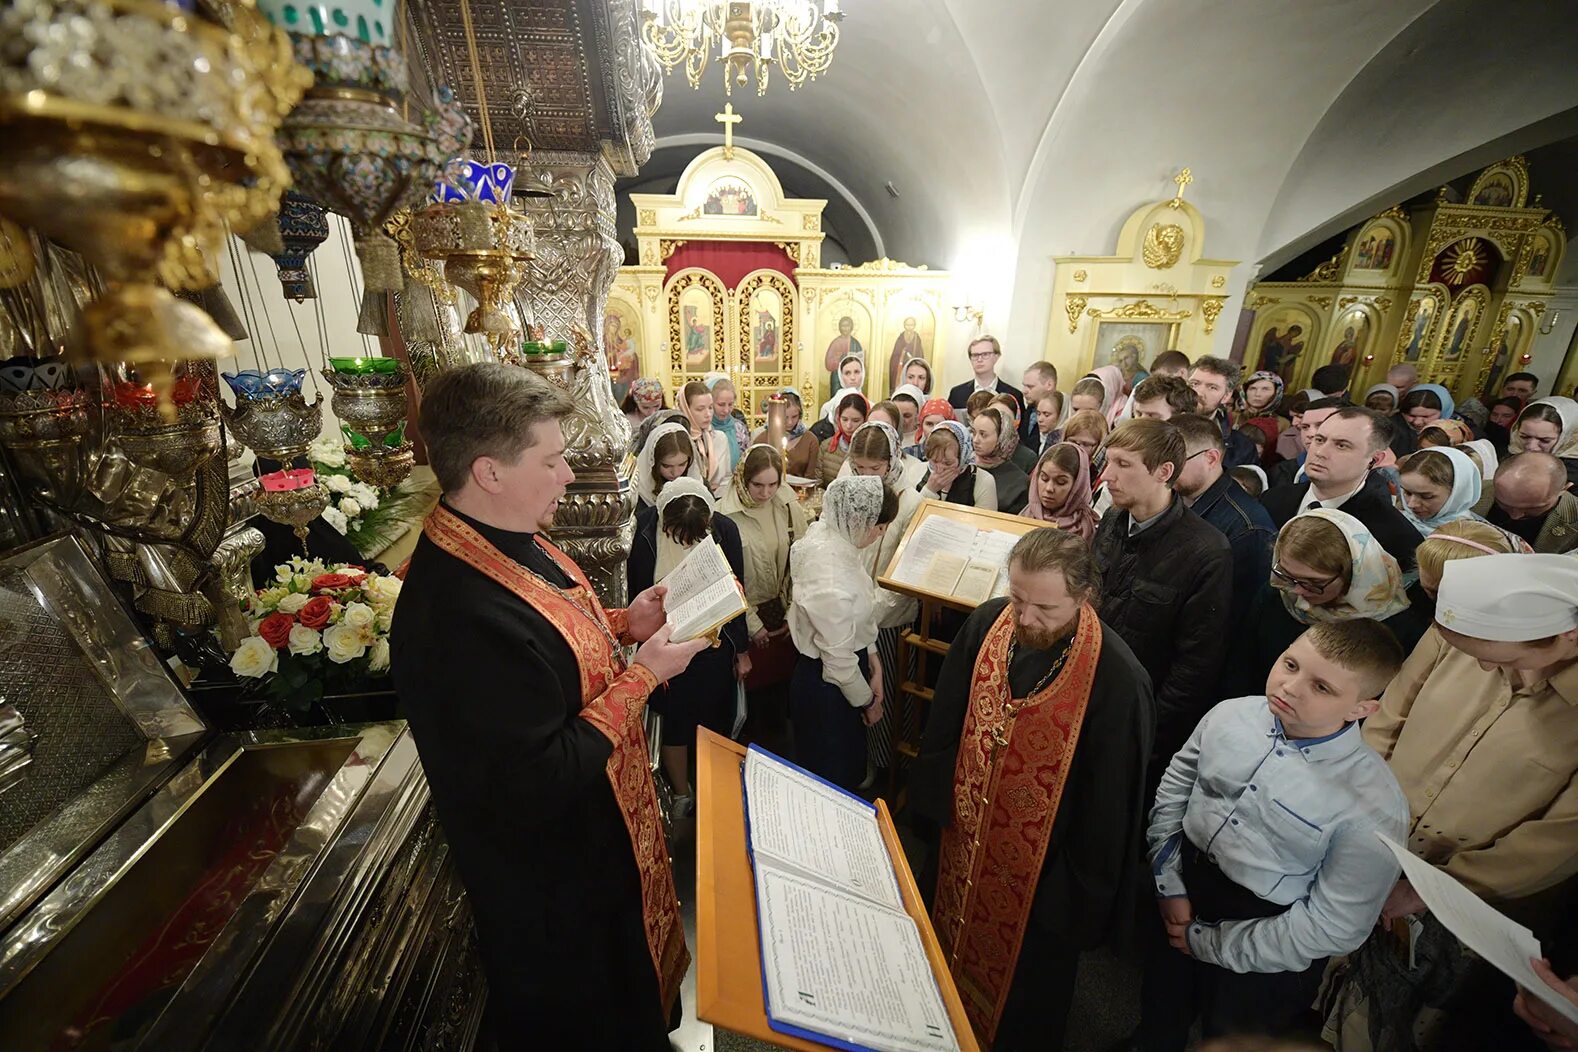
[661,537,746,641]
[745,748,902,909]
[1378,834,1578,1026]
[756,867,960,1052]
[888,516,981,588]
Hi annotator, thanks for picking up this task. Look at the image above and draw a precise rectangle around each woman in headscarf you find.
[844,421,926,781]
[1413,517,1532,598]
[718,444,809,739]
[970,405,1030,514]
[787,474,899,789]
[1090,363,1130,426]
[1022,442,1098,541]
[1398,447,1485,537]
[626,476,748,815]
[753,387,820,483]
[920,419,997,510]
[621,377,667,427]
[1509,396,1578,488]
[680,380,732,495]
[901,356,934,397]
[1226,508,1429,696]
[1363,383,1400,415]
[1235,370,1286,465]
[820,390,869,487]
[988,393,1040,473]
[706,375,751,472]
[1417,418,1476,447]
[1484,396,1523,458]
[816,354,866,423]
[632,420,703,509]
[1398,383,1458,435]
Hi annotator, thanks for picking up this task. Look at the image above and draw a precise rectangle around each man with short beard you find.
[912,528,1155,1052]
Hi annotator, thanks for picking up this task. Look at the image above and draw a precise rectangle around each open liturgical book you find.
[743,746,961,1052]
[887,515,1021,605]
[662,536,748,643]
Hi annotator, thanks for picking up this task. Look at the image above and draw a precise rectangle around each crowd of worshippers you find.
[618,340,1578,1050]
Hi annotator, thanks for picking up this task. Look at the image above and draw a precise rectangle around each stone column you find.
[513,151,634,606]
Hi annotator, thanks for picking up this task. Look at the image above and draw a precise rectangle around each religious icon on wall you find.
[1404,297,1436,362]
[602,306,640,400]
[1094,321,1174,387]
[1470,173,1515,207]
[1326,308,1370,382]
[1480,315,1521,401]
[1440,297,1479,363]
[1353,228,1395,271]
[749,283,785,372]
[682,304,712,368]
[701,177,759,217]
[1251,307,1313,381]
[884,310,933,391]
[1526,236,1552,279]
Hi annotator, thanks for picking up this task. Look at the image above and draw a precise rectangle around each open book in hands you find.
[663,536,748,643]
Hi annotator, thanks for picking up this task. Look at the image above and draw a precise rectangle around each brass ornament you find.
[1201,297,1225,335]
[1065,295,1087,333]
[409,201,536,353]
[1142,223,1185,269]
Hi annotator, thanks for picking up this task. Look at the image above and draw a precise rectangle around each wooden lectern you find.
[693,727,979,1051]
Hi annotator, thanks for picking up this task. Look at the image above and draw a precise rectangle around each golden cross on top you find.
[715,103,742,160]
[1169,167,1193,210]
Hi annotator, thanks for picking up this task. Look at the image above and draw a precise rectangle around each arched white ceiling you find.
[642,0,1578,374]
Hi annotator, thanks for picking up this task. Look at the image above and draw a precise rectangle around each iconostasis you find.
[1043,172,1241,386]
[1240,156,1565,403]
[611,145,959,425]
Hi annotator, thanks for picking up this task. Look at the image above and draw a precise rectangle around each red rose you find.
[257,612,294,650]
[311,573,355,592]
[298,595,334,629]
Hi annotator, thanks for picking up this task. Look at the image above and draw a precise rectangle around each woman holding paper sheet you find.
[787,475,901,789]
[627,476,749,817]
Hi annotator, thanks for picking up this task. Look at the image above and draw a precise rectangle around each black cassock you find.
[909,597,1157,1051]
[390,507,672,1051]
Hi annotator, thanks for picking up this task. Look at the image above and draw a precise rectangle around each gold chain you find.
[457,0,496,161]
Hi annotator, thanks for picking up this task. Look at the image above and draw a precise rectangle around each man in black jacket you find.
[1186,357,1259,469]
[1092,418,1232,777]
[1260,406,1422,572]
[947,334,1025,416]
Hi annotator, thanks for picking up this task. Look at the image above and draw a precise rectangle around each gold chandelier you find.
[642,1,843,97]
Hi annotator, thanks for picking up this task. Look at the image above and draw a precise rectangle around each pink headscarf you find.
[1022,442,1098,542]
[1089,364,1129,427]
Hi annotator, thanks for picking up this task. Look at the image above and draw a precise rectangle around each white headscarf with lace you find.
[633,421,703,507]
[819,474,886,544]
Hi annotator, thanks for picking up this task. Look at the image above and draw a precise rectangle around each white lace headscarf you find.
[634,421,703,506]
[656,475,715,514]
[850,420,904,487]
[820,474,886,543]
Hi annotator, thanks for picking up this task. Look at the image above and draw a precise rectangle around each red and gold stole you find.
[932,602,1102,1045]
[424,505,689,1017]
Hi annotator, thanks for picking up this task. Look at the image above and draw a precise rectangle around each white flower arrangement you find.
[307,433,420,556]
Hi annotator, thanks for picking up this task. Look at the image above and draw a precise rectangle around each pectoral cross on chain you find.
[715,103,742,160]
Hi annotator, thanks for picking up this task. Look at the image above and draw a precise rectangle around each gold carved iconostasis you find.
[1044,172,1241,384]
[1240,156,1566,402]
[611,144,957,425]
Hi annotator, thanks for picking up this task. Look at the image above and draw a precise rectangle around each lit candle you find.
[260,467,316,492]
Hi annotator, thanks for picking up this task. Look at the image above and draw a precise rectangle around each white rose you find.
[321,507,348,534]
[339,497,362,519]
[342,601,377,641]
[325,474,353,494]
[367,637,391,673]
[287,624,323,656]
[312,442,347,469]
[349,483,380,509]
[229,636,279,679]
[322,622,368,664]
[365,574,402,608]
[276,592,311,615]
[376,607,394,633]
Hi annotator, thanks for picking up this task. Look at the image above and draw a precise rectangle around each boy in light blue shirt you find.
[1133,618,1410,1049]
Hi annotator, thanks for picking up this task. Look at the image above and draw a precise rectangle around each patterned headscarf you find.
[777,387,807,440]
[849,420,904,487]
[1400,447,1483,536]
[917,397,955,444]
[656,475,715,514]
[1238,370,1284,416]
[1022,442,1098,541]
[820,474,886,543]
[630,377,664,408]
[1423,418,1474,445]
[729,443,786,510]
[933,419,975,467]
[973,405,1019,468]
[1279,508,1410,625]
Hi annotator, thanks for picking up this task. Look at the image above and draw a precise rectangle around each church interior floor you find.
[664,802,1149,1052]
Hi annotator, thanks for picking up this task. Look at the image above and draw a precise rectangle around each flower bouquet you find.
[229,555,401,711]
[308,433,429,557]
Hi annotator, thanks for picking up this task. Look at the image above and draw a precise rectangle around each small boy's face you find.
[1265,634,1378,738]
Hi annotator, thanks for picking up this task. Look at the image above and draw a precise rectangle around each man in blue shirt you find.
[1171,413,1275,646]
[1132,619,1409,1049]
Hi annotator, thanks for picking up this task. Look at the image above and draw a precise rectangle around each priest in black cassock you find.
[390,363,709,1050]
[911,527,1155,1052]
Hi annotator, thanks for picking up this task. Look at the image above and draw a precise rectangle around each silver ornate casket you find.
[0,534,485,1049]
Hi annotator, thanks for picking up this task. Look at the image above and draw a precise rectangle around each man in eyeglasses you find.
[947,334,1024,418]
[1261,406,1421,572]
